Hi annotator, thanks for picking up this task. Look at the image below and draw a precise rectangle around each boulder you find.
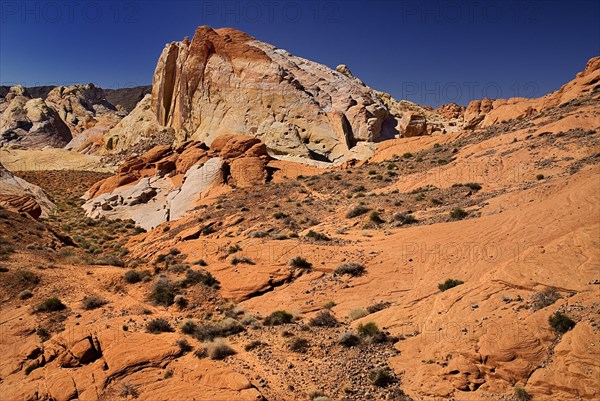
[229,157,267,187]
[399,112,428,137]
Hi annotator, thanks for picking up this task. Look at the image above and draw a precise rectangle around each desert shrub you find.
[194,347,208,359]
[514,386,531,401]
[169,263,189,273]
[536,174,545,180]
[305,230,330,241]
[36,327,50,342]
[357,322,380,337]
[176,338,192,353]
[334,262,365,277]
[263,310,293,326]
[19,290,33,300]
[449,208,468,220]
[174,295,187,308]
[123,269,149,284]
[394,213,417,225]
[15,270,40,286]
[531,287,561,311]
[367,302,391,314]
[323,300,336,309]
[462,182,482,190]
[146,318,173,334]
[206,339,236,360]
[181,320,198,335]
[290,256,312,270]
[169,248,181,256]
[347,308,369,321]
[193,259,208,266]
[244,340,265,351]
[273,212,288,219]
[151,278,176,306]
[289,337,310,353]
[273,233,288,240]
[338,331,360,347]
[369,368,395,387]
[231,256,255,265]
[549,311,576,334]
[193,318,244,341]
[369,211,384,224]
[81,295,108,310]
[402,152,413,158]
[228,244,242,254]
[36,297,65,312]
[90,255,125,267]
[248,230,268,238]
[120,383,139,398]
[181,269,219,288]
[346,206,370,218]
[438,279,464,292]
[309,310,339,327]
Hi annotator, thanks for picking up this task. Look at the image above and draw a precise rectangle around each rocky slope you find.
[464,57,600,129]
[104,26,445,163]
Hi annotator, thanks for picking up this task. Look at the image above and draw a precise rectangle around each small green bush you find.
[346,206,370,218]
[514,386,531,401]
[146,318,174,334]
[289,337,310,353]
[394,213,417,225]
[36,297,66,313]
[357,322,380,337]
[81,295,108,310]
[290,256,312,270]
[438,279,464,292]
[309,310,339,327]
[264,310,293,326]
[531,287,561,311]
[176,338,192,353]
[206,339,236,360]
[369,211,384,224]
[334,262,365,277]
[231,256,255,265]
[193,318,244,341]
[464,182,482,191]
[306,230,330,241]
[338,331,360,347]
[549,311,576,334]
[181,320,198,335]
[347,308,369,321]
[369,368,395,387]
[151,279,176,306]
[123,269,149,284]
[450,208,468,220]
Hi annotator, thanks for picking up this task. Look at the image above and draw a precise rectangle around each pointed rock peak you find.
[336,64,354,78]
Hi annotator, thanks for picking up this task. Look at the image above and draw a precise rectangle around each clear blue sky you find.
[1,0,598,107]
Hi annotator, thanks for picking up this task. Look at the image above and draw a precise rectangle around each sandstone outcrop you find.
[435,102,466,120]
[103,26,411,163]
[465,56,600,129]
[0,162,55,217]
[0,87,72,148]
[1,84,126,149]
